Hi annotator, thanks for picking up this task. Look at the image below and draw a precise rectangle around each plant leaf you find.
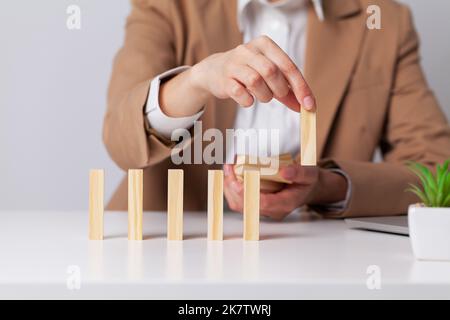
[410,163,438,206]
[444,161,450,201]
[436,171,448,206]
[407,162,429,191]
[424,183,437,206]
[443,194,450,207]
[406,184,429,206]
[409,163,432,188]
[418,163,438,191]
[437,164,443,178]
[442,160,449,173]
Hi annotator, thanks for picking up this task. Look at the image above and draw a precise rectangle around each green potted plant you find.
[407,160,450,261]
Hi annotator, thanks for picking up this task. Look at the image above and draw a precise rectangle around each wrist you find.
[309,169,348,205]
[159,67,210,117]
[188,64,212,104]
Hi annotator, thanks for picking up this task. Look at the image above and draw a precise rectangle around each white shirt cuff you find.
[318,169,352,212]
[145,66,204,139]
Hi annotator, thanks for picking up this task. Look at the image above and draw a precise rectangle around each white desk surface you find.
[0,211,449,300]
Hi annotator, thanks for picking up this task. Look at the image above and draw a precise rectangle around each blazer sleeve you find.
[319,5,450,218]
[103,0,179,171]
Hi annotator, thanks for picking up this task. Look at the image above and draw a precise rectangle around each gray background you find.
[0,0,449,210]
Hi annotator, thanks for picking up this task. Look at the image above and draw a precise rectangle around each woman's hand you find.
[223,164,348,220]
[160,36,316,118]
[190,35,315,112]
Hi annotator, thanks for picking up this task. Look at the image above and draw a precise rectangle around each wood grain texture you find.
[208,170,223,241]
[301,110,317,166]
[89,169,104,240]
[128,169,143,240]
[234,153,294,184]
[243,170,260,241]
[167,169,184,241]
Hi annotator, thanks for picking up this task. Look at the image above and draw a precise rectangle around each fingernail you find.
[302,96,315,111]
[282,166,297,180]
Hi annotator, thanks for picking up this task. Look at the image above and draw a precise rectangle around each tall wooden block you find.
[243,170,260,241]
[167,169,184,240]
[89,169,104,240]
[208,170,223,241]
[301,110,317,166]
[128,169,143,240]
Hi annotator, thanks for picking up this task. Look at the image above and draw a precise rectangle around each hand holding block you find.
[128,169,143,240]
[234,153,294,193]
[301,110,317,166]
[208,170,223,241]
[89,169,104,240]
[168,169,184,240]
[244,170,260,241]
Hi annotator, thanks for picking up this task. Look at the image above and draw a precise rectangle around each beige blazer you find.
[103,0,450,217]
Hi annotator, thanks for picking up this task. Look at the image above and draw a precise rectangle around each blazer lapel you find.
[304,0,366,158]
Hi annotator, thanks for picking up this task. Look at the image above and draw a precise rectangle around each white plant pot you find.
[408,205,450,261]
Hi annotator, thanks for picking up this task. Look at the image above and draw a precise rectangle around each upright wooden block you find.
[89,169,104,240]
[128,169,143,240]
[243,170,260,241]
[167,169,184,240]
[301,110,317,166]
[208,170,223,241]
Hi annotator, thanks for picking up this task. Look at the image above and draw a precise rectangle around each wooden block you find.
[167,169,184,240]
[128,169,143,240]
[234,153,294,184]
[208,170,223,241]
[89,169,104,240]
[301,110,317,166]
[236,174,285,193]
[243,170,260,241]
[236,153,294,167]
[235,164,292,184]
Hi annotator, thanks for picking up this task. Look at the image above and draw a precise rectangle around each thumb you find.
[280,164,316,184]
[280,165,300,183]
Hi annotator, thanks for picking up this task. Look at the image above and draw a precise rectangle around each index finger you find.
[250,36,316,112]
